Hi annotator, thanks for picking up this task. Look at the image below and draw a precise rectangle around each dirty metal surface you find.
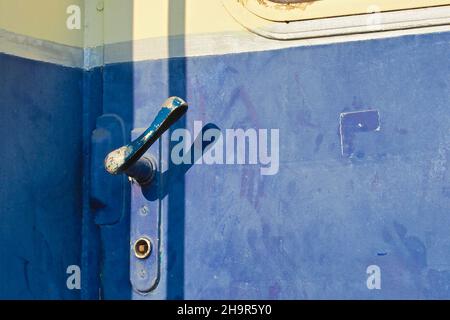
[100,32,450,299]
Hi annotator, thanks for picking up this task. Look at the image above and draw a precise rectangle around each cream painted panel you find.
[242,0,450,22]
[0,0,84,47]
[101,0,245,45]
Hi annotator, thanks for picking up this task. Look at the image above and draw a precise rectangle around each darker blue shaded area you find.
[0,53,83,299]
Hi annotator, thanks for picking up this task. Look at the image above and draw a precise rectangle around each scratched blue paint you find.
[128,129,161,294]
[102,32,450,299]
[104,97,187,175]
[1,30,450,300]
[0,53,83,299]
[81,67,104,299]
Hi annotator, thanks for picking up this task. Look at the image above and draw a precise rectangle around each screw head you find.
[137,267,147,279]
[139,206,149,216]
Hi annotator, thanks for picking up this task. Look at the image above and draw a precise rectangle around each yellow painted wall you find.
[132,0,243,40]
[0,0,244,48]
[241,0,450,22]
[100,0,450,45]
[0,0,84,47]
[1,0,449,48]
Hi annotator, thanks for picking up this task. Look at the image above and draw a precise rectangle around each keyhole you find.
[133,237,152,259]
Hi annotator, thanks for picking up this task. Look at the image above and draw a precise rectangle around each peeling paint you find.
[239,0,316,12]
[339,110,381,158]
[104,146,129,174]
[257,0,317,11]
[104,97,188,175]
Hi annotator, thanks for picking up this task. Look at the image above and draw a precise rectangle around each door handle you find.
[104,97,188,185]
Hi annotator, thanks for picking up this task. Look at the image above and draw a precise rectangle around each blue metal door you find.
[90,31,450,299]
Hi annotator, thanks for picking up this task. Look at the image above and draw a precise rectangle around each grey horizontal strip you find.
[0,28,84,68]
[251,5,450,40]
[1,5,450,69]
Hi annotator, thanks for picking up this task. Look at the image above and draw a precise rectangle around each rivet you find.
[138,268,147,279]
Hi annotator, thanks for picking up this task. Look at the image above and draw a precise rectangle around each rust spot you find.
[268,0,314,2]
[256,0,320,10]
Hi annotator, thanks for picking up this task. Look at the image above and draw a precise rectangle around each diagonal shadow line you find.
[141,123,221,202]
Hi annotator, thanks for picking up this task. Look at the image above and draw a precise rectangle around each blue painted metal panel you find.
[101,32,450,299]
[129,129,161,295]
[81,68,103,300]
[1,31,449,300]
[0,53,83,299]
